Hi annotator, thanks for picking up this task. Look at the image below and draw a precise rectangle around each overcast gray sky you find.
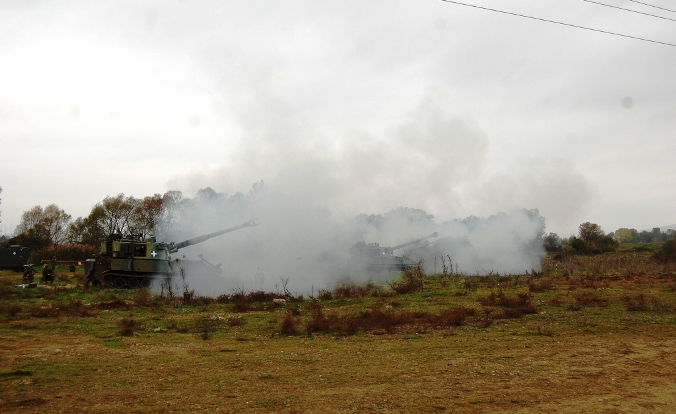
[1,0,675,237]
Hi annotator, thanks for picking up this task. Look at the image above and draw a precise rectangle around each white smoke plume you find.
[161,98,588,296]
[159,186,545,296]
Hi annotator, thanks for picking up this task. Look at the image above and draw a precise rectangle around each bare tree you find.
[15,204,71,245]
[578,222,605,244]
[130,194,164,238]
[42,204,72,244]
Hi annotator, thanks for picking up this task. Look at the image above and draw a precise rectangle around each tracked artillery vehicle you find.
[85,219,259,288]
[349,232,438,272]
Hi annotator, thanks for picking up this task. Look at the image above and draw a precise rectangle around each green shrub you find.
[653,240,676,263]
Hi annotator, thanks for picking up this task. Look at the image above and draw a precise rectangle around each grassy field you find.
[1,248,676,413]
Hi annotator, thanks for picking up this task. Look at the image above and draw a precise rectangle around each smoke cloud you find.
[160,186,545,296]
[162,97,589,295]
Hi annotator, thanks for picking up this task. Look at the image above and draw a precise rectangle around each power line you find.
[439,0,676,47]
[582,0,676,22]
[628,0,676,15]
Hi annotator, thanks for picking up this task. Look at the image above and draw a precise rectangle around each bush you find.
[575,292,608,307]
[226,314,245,326]
[0,305,22,317]
[334,281,383,298]
[306,306,333,334]
[317,289,333,300]
[303,303,473,335]
[623,294,670,312]
[280,314,299,335]
[654,240,676,263]
[477,290,537,319]
[567,235,618,254]
[119,317,142,336]
[425,306,474,328]
[194,315,219,340]
[528,278,554,293]
[390,263,425,294]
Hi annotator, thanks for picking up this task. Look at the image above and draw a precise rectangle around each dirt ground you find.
[2,256,676,413]
[2,320,676,413]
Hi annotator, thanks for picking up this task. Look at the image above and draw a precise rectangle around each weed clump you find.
[334,281,383,299]
[227,291,288,312]
[390,263,425,294]
[547,297,564,307]
[0,304,22,317]
[477,290,537,319]
[232,296,251,313]
[623,294,670,312]
[425,306,475,328]
[226,314,245,327]
[119,317,142,336]
[303,301,473,335]
[317,289,333,300]
[305,303,333,334]
[566,302,582,311]
[574,292,608,307]
[167,320,190,333]
[95,299,132,311]
[194,315,220,340]
[28,306,60,318]
[280,314,299,335]
[528,278,554,293]
[653,240,676,263]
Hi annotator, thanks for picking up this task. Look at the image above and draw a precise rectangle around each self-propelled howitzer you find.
[349,232,438,272]
[85,219,259,288]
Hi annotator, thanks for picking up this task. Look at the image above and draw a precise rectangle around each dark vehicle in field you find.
[349,232,438,272]
[0,246,31,271]
[85,219,259,288]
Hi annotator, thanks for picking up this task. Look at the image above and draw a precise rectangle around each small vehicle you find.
[0,246,31,272]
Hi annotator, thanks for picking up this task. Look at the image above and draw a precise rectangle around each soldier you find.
[23,265,35,283]
[42,264,55,284]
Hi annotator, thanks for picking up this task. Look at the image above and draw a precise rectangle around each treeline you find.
[544,222,676,255]
[611,227,676,244]
[2,182,264,263]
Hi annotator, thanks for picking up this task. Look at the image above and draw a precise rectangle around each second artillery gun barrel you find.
[169,218,260,253]
[388,232,438,252]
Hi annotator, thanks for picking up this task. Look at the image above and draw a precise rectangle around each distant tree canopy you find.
[567,222,618,253]
[64,184,263,247]
[11,204,72,249]
[614,227,674,243]
[6,183,264,260]
[578,222,605,245]
[67,193,166,245]
[543,232,563,252]
[546,223,676,255]
[546,222,621,254]
[614,228,634,243]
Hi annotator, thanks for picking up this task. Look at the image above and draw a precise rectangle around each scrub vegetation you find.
[1,245,676,413]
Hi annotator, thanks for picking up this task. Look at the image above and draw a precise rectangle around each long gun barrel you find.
[169,218,259,253]
[389,232,438,252]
